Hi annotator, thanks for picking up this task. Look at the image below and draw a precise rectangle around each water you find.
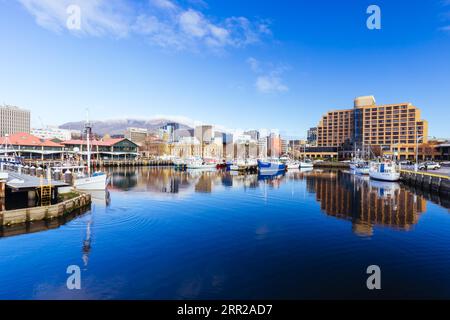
[0,167,449,299]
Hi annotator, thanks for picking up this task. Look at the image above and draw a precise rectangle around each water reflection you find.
[106,167,448,236]
[304,171,428,236]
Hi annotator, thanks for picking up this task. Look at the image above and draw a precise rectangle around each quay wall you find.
[400,170,450,197]
[313,162,350,169]
[0,193,91,226]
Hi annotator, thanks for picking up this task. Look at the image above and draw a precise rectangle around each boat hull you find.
[257,160,286,174]
[369,171,400,182]
[74,174,108,190]
[299,162,313,168]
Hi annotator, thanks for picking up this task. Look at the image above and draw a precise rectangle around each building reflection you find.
[305,171,427,236]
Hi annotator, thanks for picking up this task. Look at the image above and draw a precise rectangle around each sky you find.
[0,0,449,138]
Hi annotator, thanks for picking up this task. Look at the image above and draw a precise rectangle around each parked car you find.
[418,162,441,170]
[441,161,450,167]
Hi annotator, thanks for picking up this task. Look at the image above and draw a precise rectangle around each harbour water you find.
[1,167,450,299]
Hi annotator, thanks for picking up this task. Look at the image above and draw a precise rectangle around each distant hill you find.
[59,118,193,136]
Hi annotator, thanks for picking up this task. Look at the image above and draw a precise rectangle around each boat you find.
[355,162,370,175]
[286,161,300,170]
[257,159,286,175]
[369,160,400,182]
[185,157,216,170]
[73,112,108,190]
[299,159,314,168]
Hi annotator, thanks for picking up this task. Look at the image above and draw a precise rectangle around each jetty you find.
[400,170,450,197]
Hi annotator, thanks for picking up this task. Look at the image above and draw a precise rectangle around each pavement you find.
[401,165,450,177]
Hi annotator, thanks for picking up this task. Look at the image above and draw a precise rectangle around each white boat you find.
[299,159,314,168]
[355,162,370,175]
[369,161,400,182]
[185,158,216,170]
[74,172,108,190]
[286,161,300,170]
[73,112,108,190]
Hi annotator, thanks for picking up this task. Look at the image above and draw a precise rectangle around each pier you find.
[400,170,450,197]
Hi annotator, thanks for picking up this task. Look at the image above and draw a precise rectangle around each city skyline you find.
[1,0,450,138]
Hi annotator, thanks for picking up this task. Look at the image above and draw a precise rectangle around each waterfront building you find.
[436,143,450,160]
[0,132,64,160]
[234,134,258,159]
[171,137,201,158]
[307,127,318,146]
[316,96,429,160]
[0,105,30,136]
[62,138,139,160]
[31,126,74,141]
[139,134,169,158]
[125,127,148,145]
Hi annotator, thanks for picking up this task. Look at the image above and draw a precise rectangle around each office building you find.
[125,127,148,144]
[0,105,30,136]
[31,126,74,141]
[307,127,318,145]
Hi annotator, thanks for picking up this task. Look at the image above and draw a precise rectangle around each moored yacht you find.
[299,159,314,168]
[72,112,108,190]
[369,160,400,182]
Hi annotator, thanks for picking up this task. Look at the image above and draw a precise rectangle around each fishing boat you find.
[257,159,286,175]
[73,113,108,190]
[369,160,400,182]
[299,159,314,168]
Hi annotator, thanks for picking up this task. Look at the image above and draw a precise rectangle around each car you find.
[418,162,441,170]
[441,161,450,167]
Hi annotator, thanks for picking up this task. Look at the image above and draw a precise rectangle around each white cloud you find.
[18,0,131,37]
[255,75,288,94]
[247,57,289,94]
[17,0,271,52]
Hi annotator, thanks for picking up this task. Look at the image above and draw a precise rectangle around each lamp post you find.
[415,136,423,172]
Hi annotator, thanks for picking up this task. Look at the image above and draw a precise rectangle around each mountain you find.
[59,118,193,136]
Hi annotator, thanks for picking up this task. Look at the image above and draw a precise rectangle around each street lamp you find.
[415,136,423,172]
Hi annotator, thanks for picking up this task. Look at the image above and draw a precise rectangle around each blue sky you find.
[0,0,449,138]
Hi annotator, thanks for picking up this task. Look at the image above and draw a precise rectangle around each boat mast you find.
[85,110,91,177]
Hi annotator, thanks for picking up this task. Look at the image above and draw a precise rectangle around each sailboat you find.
[73,112,108,190]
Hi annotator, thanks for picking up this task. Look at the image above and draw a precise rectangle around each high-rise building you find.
[0,105,30,136]
[194,125,213,144]
[281,139,288,155]
[307,127,318,145]
[316,96,429,160]
[258,136,268,158]
[244,130,260,141]
[125,127,148,144]
[267,132,281,158]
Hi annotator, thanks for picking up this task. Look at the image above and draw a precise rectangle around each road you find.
[401,165,450,177]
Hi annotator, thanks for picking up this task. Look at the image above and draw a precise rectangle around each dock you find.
[400,170,450,197]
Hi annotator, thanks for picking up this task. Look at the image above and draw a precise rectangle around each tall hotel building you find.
[0,105,31,136]
[316,96,428,160]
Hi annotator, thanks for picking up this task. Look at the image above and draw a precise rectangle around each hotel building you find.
[316,96,429,160]
[0,105,30,136]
